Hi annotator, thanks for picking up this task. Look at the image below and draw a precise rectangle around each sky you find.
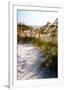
[17,9,58,26]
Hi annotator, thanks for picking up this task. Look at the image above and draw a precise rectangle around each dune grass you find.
[17,35,58,72]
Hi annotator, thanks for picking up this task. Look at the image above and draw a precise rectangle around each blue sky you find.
[17,10,58,26]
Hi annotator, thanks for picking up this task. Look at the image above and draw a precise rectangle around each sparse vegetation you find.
[17,18,58,73]
[17,35,58,72]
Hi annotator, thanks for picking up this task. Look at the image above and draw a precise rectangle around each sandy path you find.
[17,43,57,80]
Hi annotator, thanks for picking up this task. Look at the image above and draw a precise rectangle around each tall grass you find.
[17,35,58,72]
